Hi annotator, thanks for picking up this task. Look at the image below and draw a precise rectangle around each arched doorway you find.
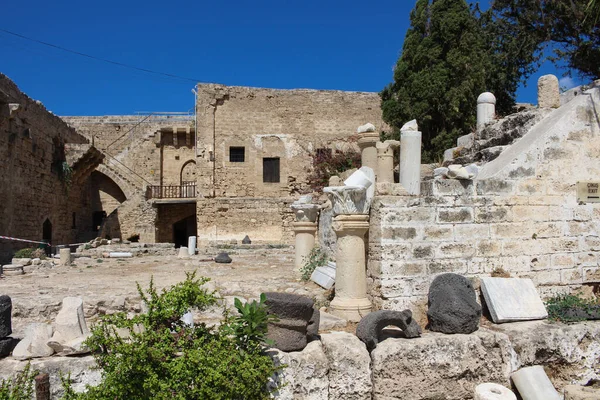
[180,160,196,186]
[42,219,52,255]
[173,215,197,248]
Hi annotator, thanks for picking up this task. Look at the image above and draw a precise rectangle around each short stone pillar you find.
[376,140,400,183]
[291,195,319,270]
[538,74,560,108]
[59,248,71,266]
[477,92,496,129]
[399,120,422,195]
[187,236,196,256]
[329,214,371,321]
[357,123,379,176]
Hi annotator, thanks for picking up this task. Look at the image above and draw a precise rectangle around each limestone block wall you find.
[0,74,93,260]
[196,197,295,244]
[156,203,196,243]
[369,87,600,315]
[195,84,384,197]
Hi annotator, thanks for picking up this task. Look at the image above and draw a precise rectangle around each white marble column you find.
[477,92,496,129]
[329,214,371,321]
[399,121,422,195]
[376,140,400,184]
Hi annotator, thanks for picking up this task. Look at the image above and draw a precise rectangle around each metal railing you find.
[146,184,197,200]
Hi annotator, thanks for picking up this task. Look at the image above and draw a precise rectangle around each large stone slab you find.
[481,277,547,323]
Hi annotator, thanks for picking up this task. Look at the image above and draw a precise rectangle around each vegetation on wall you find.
[62,273,279,399]
[306,148,361,191]
[545,293,600,323]
[300,247,329,282]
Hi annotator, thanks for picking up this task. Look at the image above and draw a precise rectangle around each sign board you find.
[577,181,600,203]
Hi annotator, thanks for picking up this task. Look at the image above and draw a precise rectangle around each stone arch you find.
[95,163,134,199]
[180,160,196,185]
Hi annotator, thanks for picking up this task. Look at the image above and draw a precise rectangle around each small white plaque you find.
[481,277,547,323]
[577,181,600,203]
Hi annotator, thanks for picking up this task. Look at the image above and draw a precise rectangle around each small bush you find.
[62,272,279,399]
[306,148,361,191]
[13,248,34,259]
[0,363,36,400]
[545,294,600,323]
[300,247,329,281]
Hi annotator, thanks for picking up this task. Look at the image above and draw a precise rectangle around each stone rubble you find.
[12,323,54,360]
[47,297,90,356]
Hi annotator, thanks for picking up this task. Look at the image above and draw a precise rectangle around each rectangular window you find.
[229,146,245,162]
[263,157,280,183]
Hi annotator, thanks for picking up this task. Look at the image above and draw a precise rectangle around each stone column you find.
[329,214,371,321]
[59,248,71,266]
[477,92,496,129]
[538,74,560,108]
[291,221,318,270]
[376,140,400,184]
[357,123,379,176]
[399,125,422,195]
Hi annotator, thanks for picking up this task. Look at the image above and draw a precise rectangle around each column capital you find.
[291,221,318,234]
[332,214,369,235]
[357,131,380,149]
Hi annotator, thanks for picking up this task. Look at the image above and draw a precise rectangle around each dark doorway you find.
[263,157,280,183]
[173,215,197,248]
[93,211,107,232]
[42,219,52,255]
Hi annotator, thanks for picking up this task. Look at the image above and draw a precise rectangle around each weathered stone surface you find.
[0,295,11,337]
[307,308,320,337]
[356,309,422,351]
[214,252,232,263]
[318,311,347,332]
[427,273,481,334]
[48,297,90,355]
[265,292,314,352]
[538,74,561,108]
[564,385,600,400]
[480,277,547,323]
[371,329,512,400]
[12,323,54,360]
[177,247,189,259]
[0,337,18,357]
[1,265,24,276]
[474,383,516,400]
[11,258,31,266]
[270,340,329,400]
[321,332,372,400]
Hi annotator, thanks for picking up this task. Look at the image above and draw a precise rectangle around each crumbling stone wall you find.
[369,88,600,316]
[0,74,94,261]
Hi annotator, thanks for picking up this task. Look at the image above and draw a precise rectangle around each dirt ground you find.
[0,245,327,336]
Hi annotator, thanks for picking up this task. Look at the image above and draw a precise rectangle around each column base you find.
[329,297,372,322]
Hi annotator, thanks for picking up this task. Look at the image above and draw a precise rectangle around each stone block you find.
[11,258,31,266]
[318,311,347,332]
[12,323,54,360]
[564,385,600,400]
[511,365,561,400]
[265,292,314,352]
[310,265,335,290]
[0,295,11,337]
[48,297,89,355]
[437,207,474,224]
[0,337,18,358]
[1,265,24,276]
[480,277,547,323]
[538,74,561,108]
[427,273,481,334]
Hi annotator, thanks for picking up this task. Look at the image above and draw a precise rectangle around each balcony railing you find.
[146,184,197,200]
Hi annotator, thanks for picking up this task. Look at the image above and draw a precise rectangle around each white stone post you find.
[59,248,71,266]
[399,121,422,195]
[477,92,496,129]
[376,140,400,184]
[292,221,318,270]
[357,123,379,177]
[187,236,197,256]
[329,214,371,321]
[538,74,560,108]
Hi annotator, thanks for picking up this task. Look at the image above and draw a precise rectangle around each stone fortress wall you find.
[0,74,97,261]
[368,81,600,320]
[194,84,384,243]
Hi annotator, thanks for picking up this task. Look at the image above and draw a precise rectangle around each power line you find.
[0,28,205,83]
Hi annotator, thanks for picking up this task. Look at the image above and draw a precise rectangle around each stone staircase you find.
[443,108,552,166]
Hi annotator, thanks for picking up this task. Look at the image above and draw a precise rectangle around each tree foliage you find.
[382,0,502,162]
[489,0,600,81]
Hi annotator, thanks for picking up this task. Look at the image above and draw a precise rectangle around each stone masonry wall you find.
[0,74,91,261]
[368,88,600,318]
[195,84,384,198]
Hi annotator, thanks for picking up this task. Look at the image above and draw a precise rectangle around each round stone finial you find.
[477,92,496,104]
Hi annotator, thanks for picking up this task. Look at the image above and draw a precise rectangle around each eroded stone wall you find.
[369,88,600,316]
[0,74,92,260]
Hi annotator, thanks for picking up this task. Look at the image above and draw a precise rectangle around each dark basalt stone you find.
[427,273,481,334]
[356,310,422,351]
[0,295,11,338]
[264,292,317,352]
[242,235,251,244]
[214,252,232,264]
[0,337,18,358]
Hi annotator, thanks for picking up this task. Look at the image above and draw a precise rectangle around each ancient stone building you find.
[63,84,384,246]
[0,74,103,262]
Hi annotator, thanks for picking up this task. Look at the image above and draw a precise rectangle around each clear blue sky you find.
[0,0,578,116]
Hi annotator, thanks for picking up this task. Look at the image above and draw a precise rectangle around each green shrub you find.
[13,248,46,259]
[300,247,329,281]
[0,363,36,400]
[226,294,277,349]
[62,272,279,399]
[545,294,599,323]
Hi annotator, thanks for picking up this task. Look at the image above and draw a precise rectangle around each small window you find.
[263,157,280,183]
[229,147,245,162]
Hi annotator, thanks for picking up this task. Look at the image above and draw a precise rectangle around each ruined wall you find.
[196,197,295,244]
[195,84,383,198]
[0,74,92,260]
[369,88,600,317]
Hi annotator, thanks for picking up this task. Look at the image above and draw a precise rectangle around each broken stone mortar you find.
[264,292,319,352]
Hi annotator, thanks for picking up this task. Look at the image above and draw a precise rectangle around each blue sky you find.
[0,0,579,116]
